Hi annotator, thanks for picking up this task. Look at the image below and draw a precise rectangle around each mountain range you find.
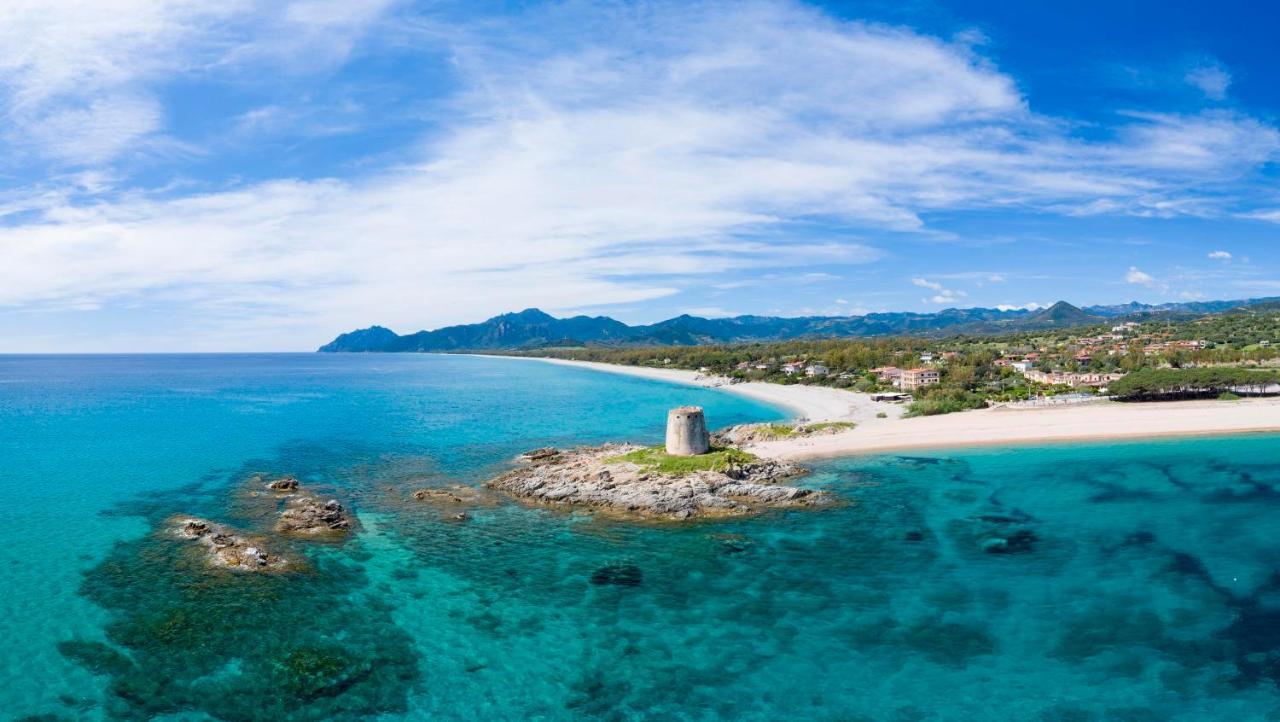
[318,297,1280,352]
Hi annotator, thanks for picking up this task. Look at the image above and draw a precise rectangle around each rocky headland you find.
[485,443,828,520]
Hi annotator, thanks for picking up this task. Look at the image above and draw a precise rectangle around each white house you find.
[805,364,829,377]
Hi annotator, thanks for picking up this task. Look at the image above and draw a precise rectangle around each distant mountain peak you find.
[1029,301,1094,324]
[317,295,1280,352]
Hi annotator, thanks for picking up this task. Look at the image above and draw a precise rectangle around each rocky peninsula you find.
[485,442,826,520]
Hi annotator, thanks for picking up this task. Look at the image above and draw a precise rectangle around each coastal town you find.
[520,307,1280,416]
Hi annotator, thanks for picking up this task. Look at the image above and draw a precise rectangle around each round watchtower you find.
[665,406,710,456]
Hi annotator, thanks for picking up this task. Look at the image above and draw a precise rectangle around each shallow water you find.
[4,354,1280,720]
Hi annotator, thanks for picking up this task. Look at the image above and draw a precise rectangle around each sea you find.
[2,353,1280,721]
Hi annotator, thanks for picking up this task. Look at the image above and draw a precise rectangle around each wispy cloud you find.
[1185,61,1232,100]
[913,277,966,304]
[0,0,395,165]
[1208,250,1232,261]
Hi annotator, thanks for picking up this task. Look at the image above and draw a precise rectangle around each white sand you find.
[499,356,902,423]
[745,397,1280,460]
[488,355,1280,460]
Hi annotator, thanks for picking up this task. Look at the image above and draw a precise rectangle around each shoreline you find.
[486,355,1280,460]
[482,355,901,423]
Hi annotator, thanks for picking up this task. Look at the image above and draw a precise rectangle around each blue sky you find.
[0,0,1277,351]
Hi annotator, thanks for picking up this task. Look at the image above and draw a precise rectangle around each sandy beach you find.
[745,397,1280,460]
[513,356,901,423]
[510,356,1280,460]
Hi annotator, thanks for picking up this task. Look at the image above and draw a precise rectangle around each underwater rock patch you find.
[590,562,643,587]
[982,529,1038,554]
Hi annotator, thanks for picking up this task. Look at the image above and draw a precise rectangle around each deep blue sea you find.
[4,353,1280,721]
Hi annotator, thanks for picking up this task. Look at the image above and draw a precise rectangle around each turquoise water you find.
[5,354,1280,720]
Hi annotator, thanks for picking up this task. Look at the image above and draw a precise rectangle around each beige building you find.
[900,367,940,391]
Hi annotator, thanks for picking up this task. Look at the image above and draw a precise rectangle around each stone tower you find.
[665,406,710,456]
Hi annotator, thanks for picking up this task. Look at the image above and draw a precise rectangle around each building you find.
[919,352,934,364]
[1012,360,1034,373]
[781,362,805,376]
[871,366,903,383]
[1024,369,1124,388]
[900,367,941,391]
[805,364,829,377]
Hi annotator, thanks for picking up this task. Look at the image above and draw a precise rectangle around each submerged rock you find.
[411,484,493,506]
[486,443,826,520]
[590,563,643,587]
[982,529,1037,554]
[169,516,289,572]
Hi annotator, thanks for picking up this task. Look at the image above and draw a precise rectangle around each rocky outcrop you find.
[265,476,299,491]
[276,495,350,535]
[713,421,855,446]
[485,444,826,520]
[170,516,289,572]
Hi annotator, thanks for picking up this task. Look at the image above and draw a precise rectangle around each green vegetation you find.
[1109,367,1280,400]
[762,423,797,437]
[1219,392,1242,401]
[605,446,757,474]
[876,412,888,419]
[803,421,856,432]
[905,389,988,417]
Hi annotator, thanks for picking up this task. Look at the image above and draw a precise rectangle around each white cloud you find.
[913,277,965,304]
[1208,250,1232,260]
[1186,63,1232,100]
[1125,267,1157,286]
[996,302,1046,311]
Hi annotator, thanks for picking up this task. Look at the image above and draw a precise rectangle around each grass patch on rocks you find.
[604,446,757,474]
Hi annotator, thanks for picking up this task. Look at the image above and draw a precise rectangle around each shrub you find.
[905,389,987,417]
